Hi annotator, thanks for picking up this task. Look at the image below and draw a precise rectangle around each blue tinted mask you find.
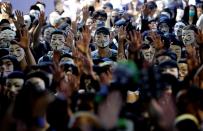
[189,10,195,17]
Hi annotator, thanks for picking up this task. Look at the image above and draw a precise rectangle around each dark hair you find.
[36,1,46,8]
[50,29,67,38]
[92,10,107,21]
[30,4,40,12]
[95,27,110,36]
[0,55,20,71]
[183,24,198,33]
[41,25,55,35]
[7,71,25,79]
[182,5,198,25]
[0,19,10,26]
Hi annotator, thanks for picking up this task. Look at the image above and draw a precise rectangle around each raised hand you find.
[38,11,46,25]
[19,28,30,49]
[128,30,142,52]
[149,31,164,50]
[195,29,203,45]
[82,6,89,23]
[76,25,91,54]
[65,31,74,49]
[118,26,127,41]
[13,10,24,30]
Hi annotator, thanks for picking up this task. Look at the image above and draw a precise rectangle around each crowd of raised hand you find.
[0,0,203,131]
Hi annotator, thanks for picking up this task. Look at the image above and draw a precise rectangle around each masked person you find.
[178,59,188,81]
[0,55,20,78]
[182,5,198,25]
[157,18,172,34]
[38,30,69,63]
[174,21,186,41]
[141,44,155,64]
[32,25,55,60]
[5,71,25,99]
[91,27,117,61]
[29,4,41,21]
[0,27,16,48]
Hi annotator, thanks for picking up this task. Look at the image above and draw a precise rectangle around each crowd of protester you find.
[0,0,203,130]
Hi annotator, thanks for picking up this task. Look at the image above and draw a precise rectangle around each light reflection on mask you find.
[95,33,110,48]
[9,44,25,62]
[6,78,24,98]
[50,34,65,50]
[0,59,14,77]
[29,9,40,20]
[182,30,195,45]
[36,4,45,12]
[174,22,186,37]
[24,15,32,29]
[49,12,61,26]
[158,22,169,34]
[170,45,182,62]
[141,45,155,63]
[26,77,46,90]
[178,63,188,81]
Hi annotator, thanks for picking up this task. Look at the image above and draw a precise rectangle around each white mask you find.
[49,12,61,26]
[158,23,169,34]
[24,15,32,29]
[0,59,14,77]
[170,45,182,62]
[9,44,25,62]
[43,27,55,42]
[95,33,110,48]
[6,78,24,97]
[50,34,65,50]
[141,45,155,63]
[182,30,195,45]
[0,29,16,41]
[174,22,185,37]
[29,9,40,20]
[36,4,45,12]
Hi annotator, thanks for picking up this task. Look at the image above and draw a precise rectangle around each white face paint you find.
[95,33,110,48]
[26,77,46,90]
[0,29,16,41]
[141,45,155,63]
[174,22,185,37]
[162,67,179,78]
[29,9,40,19]
[36,4,45,12]
[170,45,182,62]
[182,30,195,45]
[158,22,169,33]
[6,78,24,97]
[0,59,14,77]
[24,15,32,29]
[9,44,25,62]
[43,27,55,42]
[50,34,65,50]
